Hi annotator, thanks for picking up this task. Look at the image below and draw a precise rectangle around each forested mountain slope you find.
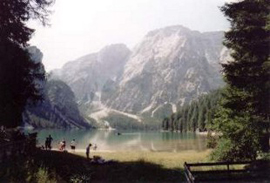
[162,89,222,132]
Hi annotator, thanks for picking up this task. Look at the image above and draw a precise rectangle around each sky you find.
[29,0,236,71]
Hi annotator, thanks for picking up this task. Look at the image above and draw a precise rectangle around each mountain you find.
[23,46,90,129]
[52,44,131,104]
[24,80,90,129]
[51,44,134,128]
[51,25,229,128]
[103,26,227,117]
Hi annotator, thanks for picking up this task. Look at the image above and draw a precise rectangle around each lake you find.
[33,129,208,152]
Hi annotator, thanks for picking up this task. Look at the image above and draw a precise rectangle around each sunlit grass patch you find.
[77,149,211,169]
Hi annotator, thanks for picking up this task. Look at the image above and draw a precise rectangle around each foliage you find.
[0,0,53,128]
[162,89,222,132]
[212,110,262,161]
[0,130,59,182]
[206,132,218,149]
[0,0,53,46]
[70,174,92,183]
[212,0,270,161]
[0,42,45,128]
[0,152,61,183]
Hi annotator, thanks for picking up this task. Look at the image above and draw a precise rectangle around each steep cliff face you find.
[103,26,226,116]
[24,80,90,129]
[52,44,131,104]
[24,46,90,129]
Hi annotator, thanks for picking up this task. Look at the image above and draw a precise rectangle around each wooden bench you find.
[184,161,252,183]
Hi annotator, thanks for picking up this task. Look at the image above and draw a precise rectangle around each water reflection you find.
[32,129,207,152]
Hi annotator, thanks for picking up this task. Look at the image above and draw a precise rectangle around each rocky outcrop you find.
[51,44,131,104]
[103,26,226,115]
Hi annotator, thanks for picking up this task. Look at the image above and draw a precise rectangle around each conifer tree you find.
[0,0,53,128]
[198,104,207,131]
[213,0,270,161]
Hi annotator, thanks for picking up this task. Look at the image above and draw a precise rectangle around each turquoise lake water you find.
[33,129,207,152]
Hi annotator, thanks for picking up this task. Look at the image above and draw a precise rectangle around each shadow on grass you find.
[0,150,62,183]
[34,150,186,183]
[1,150,269,183]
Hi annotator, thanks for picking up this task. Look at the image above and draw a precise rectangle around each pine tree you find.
[190,103,198,132]
[198,104,207,131]
[212,0,270,161]
[162,117,169,130]
[0,0,53,128]
[162,89,222,132]
[182,108,188,132]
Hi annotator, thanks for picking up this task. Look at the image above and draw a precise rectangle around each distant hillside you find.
[24,80,91,129]
[23,46,91,129]
[162,89,223,132]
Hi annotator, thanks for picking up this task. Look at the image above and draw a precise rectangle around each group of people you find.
[58,139,77,152]
[45,135,53,150]
[44,135,98,158]
[43,135,76,152]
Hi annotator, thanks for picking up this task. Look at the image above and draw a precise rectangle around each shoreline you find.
[50,148,115,153]
[49,148,209,154]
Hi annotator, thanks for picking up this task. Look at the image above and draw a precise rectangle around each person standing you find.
[45,137,49,150]
[62,139,66,151]
[59,139,66,151]
[70,139,76,152]
[86,143,92,159]
[47,135,53,150]
[59,140,64,151]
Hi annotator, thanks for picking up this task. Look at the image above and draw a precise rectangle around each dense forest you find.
[162,89,222,132]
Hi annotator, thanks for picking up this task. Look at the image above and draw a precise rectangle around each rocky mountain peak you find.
[104,25,226,115]
[51,43,131,103]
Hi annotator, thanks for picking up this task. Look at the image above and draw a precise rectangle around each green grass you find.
[1,149,269,183]
[81,150,211,169]
[0,149,210,183]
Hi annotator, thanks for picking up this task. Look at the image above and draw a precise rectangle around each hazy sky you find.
[29,0,236,71]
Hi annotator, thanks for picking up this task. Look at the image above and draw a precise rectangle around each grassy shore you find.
[1,149,269,183]
[78,150,212,169]
[75,150,212,183]
[0,149,211,183]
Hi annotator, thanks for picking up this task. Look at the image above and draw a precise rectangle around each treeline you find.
[162,89,222,132]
